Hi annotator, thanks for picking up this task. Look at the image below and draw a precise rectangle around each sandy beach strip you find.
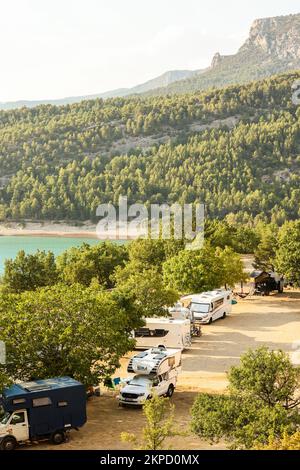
[0,221,98,238]
[0,222,136,240]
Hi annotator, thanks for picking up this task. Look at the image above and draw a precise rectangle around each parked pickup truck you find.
[119,346,181,407]
[119,370,178,406]
[0,377,86,450]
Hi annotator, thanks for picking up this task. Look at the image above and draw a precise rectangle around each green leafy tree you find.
[57,242,128,288]
[228,347,300,409]
[0,204,6,221]
[191,394,298,450]
[112,239,181,316]
[115,266,178,318]
[205,220,234,249]
[163,244,233,294]
[3,250,58,293]
[234,226,260,254]
[0,368,11,394]
[127,239,167,269]
[121,394,184,450]
[126,239,184,273]
[253,223,279,271]
[191,348,300,449]
[163,245,224,294]
[259,431,300,450]
[275,221,300,285]
[0,284,142,387]
[216,246,247,288]
[206,220,260,254]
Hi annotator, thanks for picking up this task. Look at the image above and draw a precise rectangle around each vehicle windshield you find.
[0,411,11,425]
[190,302,210,314]
[128,377,151,387]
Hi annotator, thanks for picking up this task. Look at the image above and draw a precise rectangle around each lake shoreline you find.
[0,221,139,240]
[0,234,127,275]
[0,231,136,240]
[0,230,99,239]
[0,221,97,237]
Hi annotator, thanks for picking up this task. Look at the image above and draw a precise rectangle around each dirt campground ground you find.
[26,290,300,451]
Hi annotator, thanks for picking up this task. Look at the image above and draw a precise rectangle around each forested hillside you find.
[0,72,300,223]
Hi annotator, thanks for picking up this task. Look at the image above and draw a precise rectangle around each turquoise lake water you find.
[0,236,117,275]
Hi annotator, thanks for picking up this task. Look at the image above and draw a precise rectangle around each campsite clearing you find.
[27,291,300,450]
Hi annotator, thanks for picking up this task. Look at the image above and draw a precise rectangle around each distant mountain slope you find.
[127,69,198,94]
[145,13,300,95]
[0,70,197,110]
[1,13,299,109]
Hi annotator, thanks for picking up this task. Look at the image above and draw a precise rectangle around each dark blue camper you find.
[0,377,87,450]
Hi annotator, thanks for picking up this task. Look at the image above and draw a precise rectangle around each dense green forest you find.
[0,71,300,222]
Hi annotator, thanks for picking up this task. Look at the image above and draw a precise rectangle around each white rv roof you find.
[128,346,182,375]
[145,317,190,325]
[181,290,231,303]
[133,347,181,359]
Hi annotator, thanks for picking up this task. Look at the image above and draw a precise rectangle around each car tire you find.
[51,430,66,445]
[166,385,174,398]
[0,436,17,451]
[209,317,213,324]
[222,312,226,319]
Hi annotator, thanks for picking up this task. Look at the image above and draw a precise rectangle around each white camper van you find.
[119,346,181,406]
[133,318,191,350]
[168,304,202,338]
[168,304,193,321]
[181,290,232,324]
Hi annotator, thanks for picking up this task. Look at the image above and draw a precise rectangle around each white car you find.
[119,371,177,407]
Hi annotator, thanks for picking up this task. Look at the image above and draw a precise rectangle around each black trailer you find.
[250,271,284,296]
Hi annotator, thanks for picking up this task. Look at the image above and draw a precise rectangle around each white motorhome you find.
[119,346,181,406]
[168,304,202,338]
[181,290,232,324]
[133,318,191,350]
[168,304,193,321]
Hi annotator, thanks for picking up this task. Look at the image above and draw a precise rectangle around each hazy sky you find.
[0,0,299,101]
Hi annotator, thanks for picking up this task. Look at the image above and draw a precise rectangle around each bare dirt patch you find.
[25,391,223,451]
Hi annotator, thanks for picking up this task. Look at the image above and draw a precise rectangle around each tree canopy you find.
[191,347,300,449]
[275,221,300,285]
[56,242,128,288]
[3,250,58,293]
[0,284,142,387]
[163,244,245,294]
